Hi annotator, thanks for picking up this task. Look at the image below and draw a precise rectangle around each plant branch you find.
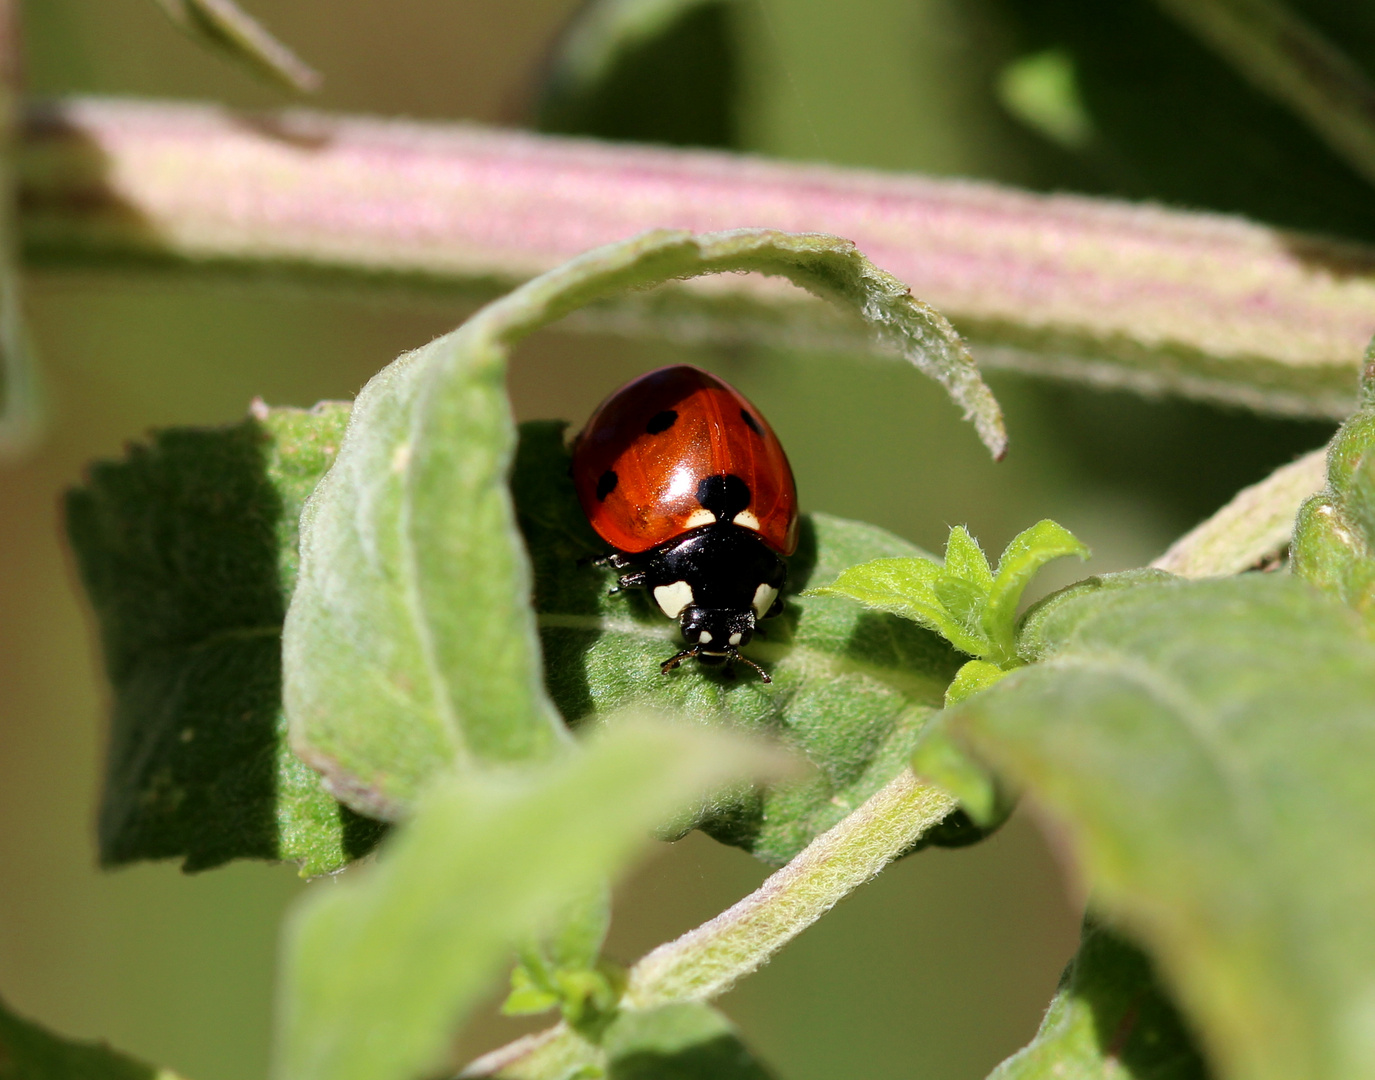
[1152,0,1375,190]
[150,0,321,93]
[20,97,1375,419]
[0,0,38,457]
[1152,447,1327,577]
[460,769,956,1078]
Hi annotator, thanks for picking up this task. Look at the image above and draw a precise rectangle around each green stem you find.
[20,97,1375,419]
[460,769,957,1078]
[1152,0,1375,190]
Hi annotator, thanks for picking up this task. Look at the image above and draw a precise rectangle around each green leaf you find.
[942,659,1007,707]
[0,995,183,1080]
[505,888,624,1035]
[988,920,1207,1080]
[514,421,964,866]
[603,1003,778,1080]
[984,519,1090,664]
[272,722,773,1080]
[805,520,1087,670]
[942,525,994,590]
[150,0,321,93]
[286,227,998,823]
[65,404,385,874]
[941,573,1375,1080]
[285,341,570,821]
[805,556,991,657]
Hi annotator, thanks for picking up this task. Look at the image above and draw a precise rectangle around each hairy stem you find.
[20,97,1375,419]
[460,769,956,1078]
[1152,447,1327,577]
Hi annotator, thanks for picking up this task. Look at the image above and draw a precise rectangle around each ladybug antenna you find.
[730,648,772,684]
[660,645,701,675]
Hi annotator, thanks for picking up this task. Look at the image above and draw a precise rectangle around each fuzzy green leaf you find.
[943,525,994,590]
[942,659,1007,707]
[515,421,963,866]
[806,520,1086,670]
[286,227,996,825]
[805,557,991,657]
[283,328,569,820]
[941,574,1375,1080]
[985,519,1090,663]
[603,1004,777,1080]
[0,994,183,1080]
[988,920,1207,1080]
[65,404,385,874]
[273,723,772,1080]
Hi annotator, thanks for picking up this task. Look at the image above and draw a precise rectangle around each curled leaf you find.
[285,228,1000,823]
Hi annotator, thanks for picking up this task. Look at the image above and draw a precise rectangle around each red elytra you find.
[572,364,798,556]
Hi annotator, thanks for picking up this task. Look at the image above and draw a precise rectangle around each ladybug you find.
[572,364,799,682]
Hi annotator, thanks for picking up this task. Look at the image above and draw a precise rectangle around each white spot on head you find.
[734,509,761,532]
[698,630,713,644]
[653,581,694,620]
[729,632,743,646]
[752,583,778,617]
[684,508,716,529]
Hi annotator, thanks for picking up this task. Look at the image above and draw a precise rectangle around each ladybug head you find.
[680,605,756,659]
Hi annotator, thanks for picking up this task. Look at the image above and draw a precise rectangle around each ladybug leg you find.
[660,645,700,675]
[608,570,647,596]
[729,648,772,684]
[591,552,636,570]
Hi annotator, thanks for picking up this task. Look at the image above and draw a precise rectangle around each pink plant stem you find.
[20,97,1375,416]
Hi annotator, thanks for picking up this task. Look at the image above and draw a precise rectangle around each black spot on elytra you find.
[596,470,618,501]
[646,409,678,434]
[740,409,763,435]
[696,473,751,520]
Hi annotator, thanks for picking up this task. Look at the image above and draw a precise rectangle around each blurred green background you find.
[2,0,1359,1078]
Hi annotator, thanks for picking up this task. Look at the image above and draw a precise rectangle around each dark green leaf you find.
[286,228,998,826]
[65,404,384,874]
[535,0,741,150]
[940,574,1375,1080]
[274,723,774,1080]
[604,1004,777,1080]
[0,994,182,1080]
[514,421,963,865]
[988,920,1209,1080]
